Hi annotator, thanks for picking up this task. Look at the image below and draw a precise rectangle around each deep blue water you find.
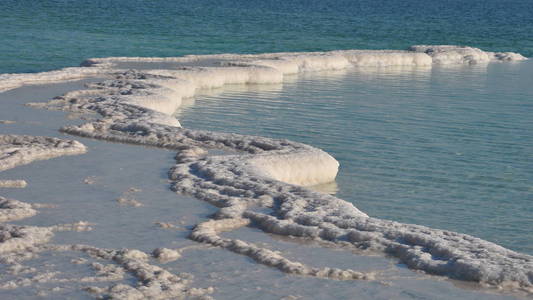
[1,0,532,73]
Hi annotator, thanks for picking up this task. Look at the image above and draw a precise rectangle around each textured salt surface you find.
[0,135,86,190]
[0,135,89,265]
[0,86,216,298]
[0,135,86,172]
[0,46,531,299]
[0,138,214,299]
[0,180,27,189]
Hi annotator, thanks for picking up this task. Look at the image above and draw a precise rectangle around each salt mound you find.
[247,149,339,186]
[409,45,527,64]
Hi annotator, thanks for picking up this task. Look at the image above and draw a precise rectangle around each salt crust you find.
[0,45,526,94]
[0,67,106,93]
[0,135,85,219]
[409,45,527,64]
[68,246,214,299]
[0,197,37,222]
[0,135,86,191]
[0,137,213,298]
[0,180,27,188]
[115,187,143,207]
[0,135,89,263]
[0,244,214,299]
[3,46,532,295]
[152,247,182,262]
[0,135,87,172]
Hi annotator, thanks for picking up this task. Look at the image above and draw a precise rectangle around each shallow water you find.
[0,67,528,299]
[178,61,533,255]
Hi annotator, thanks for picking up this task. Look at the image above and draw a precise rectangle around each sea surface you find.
[1,0,532,73]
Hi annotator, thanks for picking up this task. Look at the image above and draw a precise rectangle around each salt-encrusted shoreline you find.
[0,135,213,299]
[1,46,531,296]
[0,135,87,173]
[0,135,87,189]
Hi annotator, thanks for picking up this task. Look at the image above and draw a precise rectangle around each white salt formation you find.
[152,247,182,262]
[0,197,37,222]
[0,136,212,298]
[0,180,27,188]
[1,45,524,94]
[247,150,340,186]
[0,135,87,172]
[409,45,527,64]
[0,135,86,190]
[69,246,213,299]
[0,135,88,264]
[0,243,214,299]
[2,46,532,296]
[115,187,143,207]
[190,218,374,280]
[83,176,98,185]
[0,67,106,92]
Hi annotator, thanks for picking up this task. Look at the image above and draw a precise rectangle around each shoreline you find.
[0,46,531,299]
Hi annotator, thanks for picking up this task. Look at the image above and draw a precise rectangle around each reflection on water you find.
[308,181,339,195]
[174,81,287,120]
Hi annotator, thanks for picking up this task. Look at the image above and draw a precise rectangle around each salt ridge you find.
[2,46,532,295]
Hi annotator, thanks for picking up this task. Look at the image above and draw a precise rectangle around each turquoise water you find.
[178,62,533,255]
[1,0,532,73]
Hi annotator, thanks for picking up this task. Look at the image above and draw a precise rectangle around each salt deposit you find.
[152,247,182,262]
[115,187,143,207]
[409,45,527,64]
[1,46,531,298]
[83,176,98,185]
[190,218,375,280]
[0,244,214,299]
[71,246,214,299]
[0,136,213,298]
[0,197,36,222]
[0,180,27,188]
[1,45,524,95]
[0,135,86,192]
[247,150,340,186]
[0,135,87,172]
[0,135,88,264]
[0,67,108,93]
